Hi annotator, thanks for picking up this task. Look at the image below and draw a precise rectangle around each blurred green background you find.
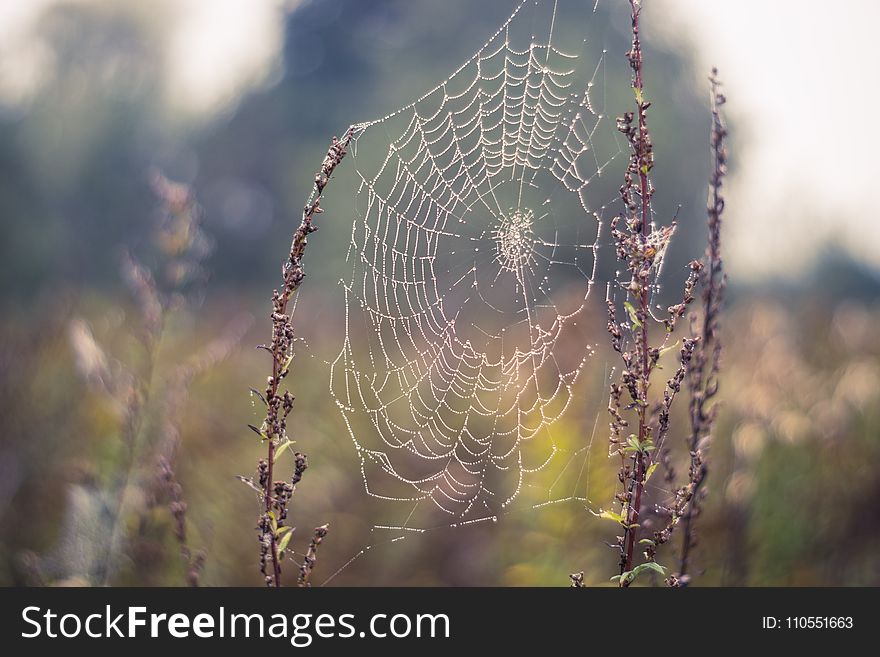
[1,0,879,586]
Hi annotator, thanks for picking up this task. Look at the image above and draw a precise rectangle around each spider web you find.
[329,0,622,533]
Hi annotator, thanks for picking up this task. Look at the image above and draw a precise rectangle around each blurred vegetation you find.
[1,0,878,586]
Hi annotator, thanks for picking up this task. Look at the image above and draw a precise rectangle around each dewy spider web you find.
[330,0,622,530]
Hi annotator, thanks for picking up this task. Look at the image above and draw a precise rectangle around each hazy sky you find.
[1,0,876,284]
[653,0,880,282]
[0,0,300,118]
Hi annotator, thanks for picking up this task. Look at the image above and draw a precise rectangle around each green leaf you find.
[630,562,666,581]
[616,562,666,586]
[639,538,655,546]
[247,424,268,441]
[623,301,641,328]
[249,388,267,406]
[633,86,643,105]
[282,354,294,373]
[644,561,666,575]
[644,462,658,483]
[659,340,680,356]
[278,528,294,553]
[267,511,278,534]
[590,509,625,525]
[625,435,656,455]
[616,570,635,585]
[275,439,294,460]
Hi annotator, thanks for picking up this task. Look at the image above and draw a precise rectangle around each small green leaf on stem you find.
[249,388,267,406]
[278,528,294,553]
[615,562,665,586]
[624,301,641,328]
[248,424,268,441]
[591,509,626,525]
[630,561,666,581]
[275,439,295,460]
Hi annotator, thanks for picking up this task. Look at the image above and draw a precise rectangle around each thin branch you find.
[603,0,705,587]
[677,70,727,582]
[618,0,657,583]
[256,129,353,587]
[298,524,329,587]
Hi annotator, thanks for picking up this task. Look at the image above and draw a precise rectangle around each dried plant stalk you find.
[601,0,714,587]
[252,130,353,587]
[155,313,253,586]
[101,172,209,585]
[298,524,329,587]
[674,70,727,584]
[650,71,726,587]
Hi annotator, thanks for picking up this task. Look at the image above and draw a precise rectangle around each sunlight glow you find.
[654,0,880,281]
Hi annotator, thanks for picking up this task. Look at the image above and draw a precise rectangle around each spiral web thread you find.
[328,0,622,546]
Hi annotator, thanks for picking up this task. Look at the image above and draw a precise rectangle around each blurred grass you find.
[1,287,878,586]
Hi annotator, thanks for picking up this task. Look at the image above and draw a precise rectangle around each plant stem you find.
[621,0,651,581]
[259,128,353,587]
[679,70,726,579]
